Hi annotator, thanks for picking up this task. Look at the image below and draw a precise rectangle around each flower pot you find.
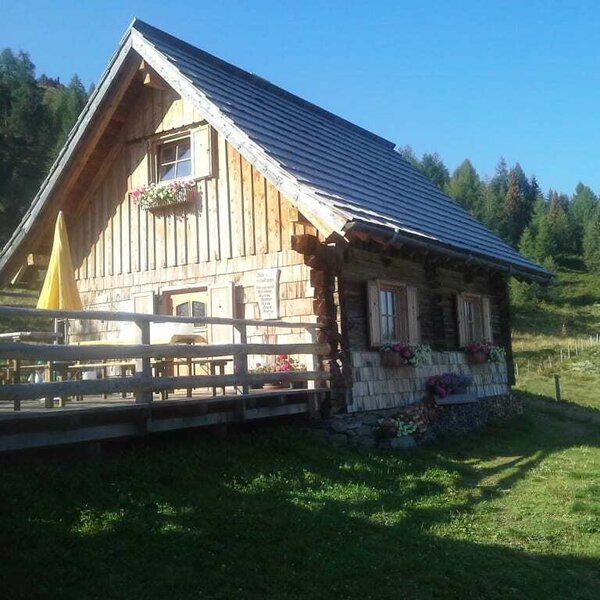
[261,382,289,390]
[467,352,488,365]
[380,352,409,367]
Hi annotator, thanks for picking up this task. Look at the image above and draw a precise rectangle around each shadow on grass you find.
[0,397,598,600]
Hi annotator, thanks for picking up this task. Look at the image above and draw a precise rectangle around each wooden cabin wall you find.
[68,86,314,344]
[340,246,508,351]
[340,246,513,412]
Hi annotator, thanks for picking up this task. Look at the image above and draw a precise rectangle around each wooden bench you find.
[69,361,137,400]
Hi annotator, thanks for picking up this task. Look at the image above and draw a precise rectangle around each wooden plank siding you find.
[69,86,315,344]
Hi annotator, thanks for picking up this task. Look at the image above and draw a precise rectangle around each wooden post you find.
[134,319,153,404]
[233,323,248,419]
[554,374,561,402]
[44,360,54,409]
[13,359,21,411]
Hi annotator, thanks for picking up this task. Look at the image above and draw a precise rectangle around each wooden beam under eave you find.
[139,60,169,90]
[27,254,49,268]
[143,71,169,90]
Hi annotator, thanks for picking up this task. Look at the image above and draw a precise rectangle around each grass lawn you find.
[1,393,598,600]
[1,261,598,598]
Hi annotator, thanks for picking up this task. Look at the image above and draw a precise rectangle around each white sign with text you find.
[255,268,280,320]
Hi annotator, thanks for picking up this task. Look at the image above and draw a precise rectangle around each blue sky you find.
[2,0,600,195]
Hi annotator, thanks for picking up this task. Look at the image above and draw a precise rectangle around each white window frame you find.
[154,135,193,183]
[367,279,420,347]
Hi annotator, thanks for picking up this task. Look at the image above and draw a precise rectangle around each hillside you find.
[513,258,600,409]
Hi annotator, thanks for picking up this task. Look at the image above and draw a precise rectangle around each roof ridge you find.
[130,18,396,150]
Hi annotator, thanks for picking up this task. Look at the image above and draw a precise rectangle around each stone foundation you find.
[318,394,523,448]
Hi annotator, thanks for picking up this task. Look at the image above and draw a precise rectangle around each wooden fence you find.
[0,305,331,413]
[514,334,600,379]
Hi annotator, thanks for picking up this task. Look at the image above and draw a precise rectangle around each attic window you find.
[157,138,192,182]
[151,126,216,184]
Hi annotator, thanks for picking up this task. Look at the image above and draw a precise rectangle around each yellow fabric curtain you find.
[37,211,83,310]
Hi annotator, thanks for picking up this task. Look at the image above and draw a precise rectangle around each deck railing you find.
[0,305,331,413]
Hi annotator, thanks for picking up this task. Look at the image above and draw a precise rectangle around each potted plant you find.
[251,354,305,389]
[379,341,431,367]
[464,342,506,364]
[426,372,472,399]
[131,179,199,212]
[374,417,418,449]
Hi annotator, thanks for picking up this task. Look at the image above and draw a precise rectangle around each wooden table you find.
[153,357,232,399]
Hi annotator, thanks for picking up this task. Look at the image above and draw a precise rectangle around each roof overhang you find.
[345,220,553,284]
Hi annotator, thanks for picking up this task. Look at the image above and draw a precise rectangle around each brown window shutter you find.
[192,125,216,179]
[482,296,493,342]
[367,280,381,347]
[406,285,421,343]
[456,292,468,347]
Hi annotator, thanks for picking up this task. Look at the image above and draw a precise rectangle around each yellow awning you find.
[37,211,83,310]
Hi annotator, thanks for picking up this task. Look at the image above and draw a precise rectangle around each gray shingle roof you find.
[132,21,549,280]
[2,18,548,284]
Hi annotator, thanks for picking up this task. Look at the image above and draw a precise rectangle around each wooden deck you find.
[0,305,332,452]
[0,388,326,453]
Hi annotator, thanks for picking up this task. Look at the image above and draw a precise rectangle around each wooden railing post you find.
[234,323,248,417]
[134,319,152,404]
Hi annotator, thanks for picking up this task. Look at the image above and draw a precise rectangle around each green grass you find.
[0,395,598,600]
[0,261,599,598]
[0,289,49,334]
[513,256,600,410]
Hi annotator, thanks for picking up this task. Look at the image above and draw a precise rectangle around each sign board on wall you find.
[255,268,280,320]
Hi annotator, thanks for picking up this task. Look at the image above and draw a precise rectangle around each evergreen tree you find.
[445,159,483,215]
[570,182,597,252]
[583,205,600,272]
[503,168,529,245]
[0,49,53,242]
[44,74,88,157]
[479,158,509,236]
[547,190,573,254]
[397,145,420,169]
[420,152,450,190]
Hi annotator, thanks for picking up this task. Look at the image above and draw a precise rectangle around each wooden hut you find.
[0,19,550,416]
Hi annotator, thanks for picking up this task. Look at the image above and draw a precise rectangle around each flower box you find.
[464,342,506,364]
[379,342,431,367]
[435,393,478,406]
[132,180,199,213]
[147,193,198,215]
[380,352,413,367]
[426,372,473,399]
